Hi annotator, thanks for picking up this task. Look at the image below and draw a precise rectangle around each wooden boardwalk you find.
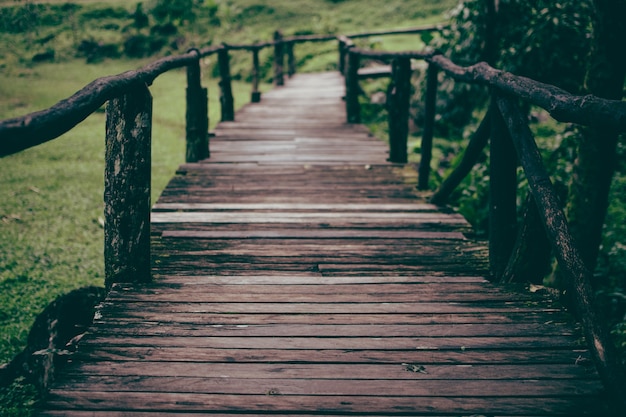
[39,72,606,416]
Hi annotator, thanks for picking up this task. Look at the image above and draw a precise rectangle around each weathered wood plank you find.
[77,335,580,350]
[73,346,591,365]
[62,362,596,380]
[52,377,603,397]
[89,322,573,338]
[42,391,601,415]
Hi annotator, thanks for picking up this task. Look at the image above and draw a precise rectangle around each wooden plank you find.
[95,302,561,317]
[38,413,572,417]
[42,391,600,415]
[63,362,596,381]
[105,290,538,303]
[74,346,592,365]
[149,274,491,284]
[78,335,580,350]
[151,211,468,223]
[52,376,603,397]
[152,203,441,211]
[89,322,574,338]
[161,230,467,240]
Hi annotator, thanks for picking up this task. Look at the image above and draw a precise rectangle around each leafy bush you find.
[123,34,167,58]
[0,3,79,34]
[76,39,120,63]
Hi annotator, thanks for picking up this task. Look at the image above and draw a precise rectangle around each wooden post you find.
[418,63,438,188]
[104,84,152,289]
[218,46,235,122]
[286,41,296,78]
[488,96,518,280]
[338,39,346,75]
[345,48,361,123]
[186,50,209,162]
[273,30,285,86]
[430,110,491,205]
[251,47,262,103]
[387,57,411,163]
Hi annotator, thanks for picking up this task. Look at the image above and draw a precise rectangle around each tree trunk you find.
[566,0,626,273]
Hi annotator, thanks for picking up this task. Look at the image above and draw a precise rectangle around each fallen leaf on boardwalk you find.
[402,363,428,373]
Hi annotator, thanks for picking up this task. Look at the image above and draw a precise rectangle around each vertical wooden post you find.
[286,41,296,78]
[251,47,262,103]
[186,50,209,162]
[418,63,438,188]
[345,48,361,123]
[273,30,285,86]
[338,39,347,75]
[489,96,518,280]
[218,45,235,122]
[104,84,152,289]
[387,57,411,163]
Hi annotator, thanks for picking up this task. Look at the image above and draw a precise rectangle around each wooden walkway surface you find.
[39,72,606,416]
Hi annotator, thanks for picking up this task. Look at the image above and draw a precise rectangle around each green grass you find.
[0,57,260,363]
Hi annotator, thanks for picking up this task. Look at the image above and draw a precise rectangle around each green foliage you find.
[0,378,37,417]
[150,0,208,26]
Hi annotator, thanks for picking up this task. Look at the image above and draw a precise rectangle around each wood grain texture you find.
[38,72,608,416]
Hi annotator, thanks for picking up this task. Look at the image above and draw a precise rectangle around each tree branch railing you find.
[0,25,443,290]
[339,35,626,411]
[1,23,625,409]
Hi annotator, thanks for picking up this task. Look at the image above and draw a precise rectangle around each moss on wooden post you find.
[104,84,152,289]
[273,30,285,86]
[218,46,235,122]
[186,51,209,162]
[387,57,411,163]
[488,96,518,280]
[251,48,262,103]
[418,63,438,186]
[345,48,361,123]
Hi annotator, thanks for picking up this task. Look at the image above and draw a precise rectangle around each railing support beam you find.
[186,50,209,162]
[104,84,152,289]
[273,31,285,86]
[218,46,235,122]
[345,49,361,123]
[496,93,626,412]
[488,96,518,280]
[286,41,296,78]
[387,57,411,163]
[418,62,438,186]
[430,109,491,205]
[251,47,262,103]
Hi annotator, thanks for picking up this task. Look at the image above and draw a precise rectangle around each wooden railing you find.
[0,25,443,291]
[339,39,626,411]
[1,24,626,409]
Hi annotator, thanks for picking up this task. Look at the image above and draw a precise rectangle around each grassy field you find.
[0,0,456,414]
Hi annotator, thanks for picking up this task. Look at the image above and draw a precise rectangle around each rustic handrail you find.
[0,52,199,157]
[428,55,626,129]
[495,93,626,410]
[0,26,445,289]
[341,33,626,410]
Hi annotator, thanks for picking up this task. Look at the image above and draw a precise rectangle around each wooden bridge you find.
[36,72,607,416]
